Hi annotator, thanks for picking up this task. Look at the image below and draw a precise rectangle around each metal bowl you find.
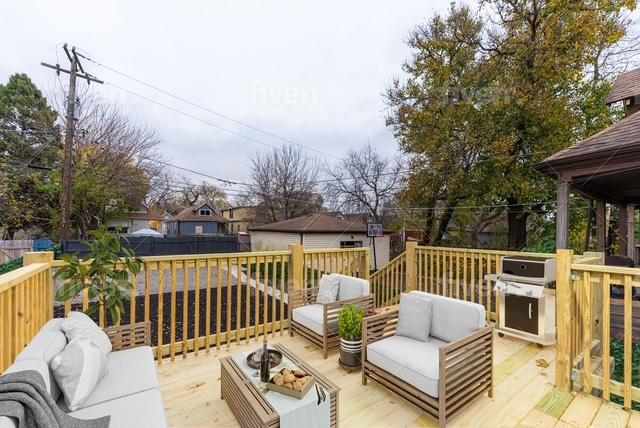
[247,349,283,370]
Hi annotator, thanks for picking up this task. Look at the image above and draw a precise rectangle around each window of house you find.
[199,209,211,216]
[229,210,234,219]
[195,225,203,235]
[340,241,363,248]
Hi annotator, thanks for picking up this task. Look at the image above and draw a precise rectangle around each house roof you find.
[605,68,640,104]
[170,204,228,223]
[250,213,376,234]
[535,110,640,204]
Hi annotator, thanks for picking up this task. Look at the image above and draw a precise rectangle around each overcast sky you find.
[1,0,451,199]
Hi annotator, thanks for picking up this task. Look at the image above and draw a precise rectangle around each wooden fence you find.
[0,245,369,372]
[0,240,33,263]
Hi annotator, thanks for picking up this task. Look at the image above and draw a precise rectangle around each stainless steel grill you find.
[494,256,556,346]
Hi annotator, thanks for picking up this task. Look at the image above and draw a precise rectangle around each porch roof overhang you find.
[534,111,640,205]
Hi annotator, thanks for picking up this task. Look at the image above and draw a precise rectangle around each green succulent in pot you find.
[338,304,364,371]
[338,304,364,341]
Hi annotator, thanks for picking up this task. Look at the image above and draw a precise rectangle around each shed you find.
[250,213,390,269]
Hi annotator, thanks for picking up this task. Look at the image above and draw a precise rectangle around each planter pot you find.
[339,338,362,371]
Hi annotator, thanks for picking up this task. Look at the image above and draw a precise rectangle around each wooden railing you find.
[556,249,640,409]
[0,252,54,372]
[368,242,552,319]
[0,245,370,371]
[370,252,406,307]
[303,248,370,288]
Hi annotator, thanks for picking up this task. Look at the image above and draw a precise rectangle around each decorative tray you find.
[246,349,283,370]
[266,368,315,399]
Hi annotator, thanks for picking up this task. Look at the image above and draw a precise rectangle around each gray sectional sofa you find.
[0,319,166,428]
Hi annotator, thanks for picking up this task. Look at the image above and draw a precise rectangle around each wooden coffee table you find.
[220,343,340,428]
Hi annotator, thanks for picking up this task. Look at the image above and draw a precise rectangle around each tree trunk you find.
[507,198,528,250]
[435,204,457,244]
[421,210,435,245]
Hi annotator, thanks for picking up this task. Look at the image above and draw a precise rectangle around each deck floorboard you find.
[156,332,639,427]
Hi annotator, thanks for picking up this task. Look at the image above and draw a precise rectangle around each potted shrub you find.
[55,231,142,324]
[338,304,364,371]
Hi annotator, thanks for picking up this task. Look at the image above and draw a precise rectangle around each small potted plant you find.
[338,304,364,371]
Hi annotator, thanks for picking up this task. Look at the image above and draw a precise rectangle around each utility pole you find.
[41,44,103,240]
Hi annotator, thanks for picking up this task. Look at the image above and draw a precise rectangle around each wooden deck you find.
[157,332,640,427]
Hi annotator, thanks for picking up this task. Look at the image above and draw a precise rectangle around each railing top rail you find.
[302,247,369,254]
[415,245,553,258]
[50,250,293,268]
[0,262,50,293]
[571,263,640,276]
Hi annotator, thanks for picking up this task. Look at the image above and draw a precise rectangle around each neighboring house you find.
[107,210,165,235]
[220,206,256,234]
[165,203,228,237]
[250,213,390,270]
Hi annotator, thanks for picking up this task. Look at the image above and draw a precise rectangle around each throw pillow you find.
[396,293,433,342]
[50,339,109,411]
[316,274,340,304]
[61,311,112,355]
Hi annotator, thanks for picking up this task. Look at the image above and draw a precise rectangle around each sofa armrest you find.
[103,321,151,351]
[439,325,493,407]
[362,309,398,347]
[324,294,374,334]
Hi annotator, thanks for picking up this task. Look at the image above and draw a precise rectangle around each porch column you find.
[556,178,570,249]
[617,204,636,260]
[626,205,636,262]
[595,200,606,253]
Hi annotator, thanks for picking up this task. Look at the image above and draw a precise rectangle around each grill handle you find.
[528,303,532,319]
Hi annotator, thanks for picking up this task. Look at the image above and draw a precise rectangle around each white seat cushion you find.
[69,388,167,428]
[78,346,159,409]
[367,335,447,398]
[410,291,485,342]
[292,304,324,335]
[334,274,370,301]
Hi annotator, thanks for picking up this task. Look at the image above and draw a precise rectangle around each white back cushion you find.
[62,311,112,355]
[410,291,485,342]
[50,339,109,411]
[334,274,370,301]
[396,293,432,342]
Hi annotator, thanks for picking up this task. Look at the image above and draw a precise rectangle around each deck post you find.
[23,251,55,320]
[556,178,570,249]
[288,244,304,290]
[360,249,371,281]
[555,248,574,392]
[595,200,606,253]
[405,241,417,291]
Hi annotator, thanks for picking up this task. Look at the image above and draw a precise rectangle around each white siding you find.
[250,231,301,251]
[302,233,390,270]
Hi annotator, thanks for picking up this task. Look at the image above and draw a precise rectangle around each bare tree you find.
[248,145,322,223]
[52,89,163,237]
[323,143,404,225]
[179,179,228,209]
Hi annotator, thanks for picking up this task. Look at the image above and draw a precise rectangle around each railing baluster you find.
[205,259,212,352]
[144,267,151,324]
[271,256,277,337]
[235,257,241,343]
[581,271,591,394]
[130,273,137,324]
[280,256,285,335]
[602,272,611,401]
[245,258,252,345]
[182,260,189,358]
[624,274,632,408]
[226,257,233,347]
[216,259,222,350]
[170,261,177,361]
[157,264,165,364]
[194,260,200,356]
